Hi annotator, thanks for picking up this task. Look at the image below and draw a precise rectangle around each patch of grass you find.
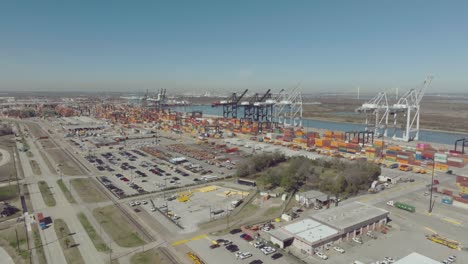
[26,151,33,158]
[77,212,109,252]
[54,218,85,264]
[57,179,76,203]
[130,248,175,264]
[38,181,56,207]
[264,206,281,216]
[71,178,107,203]
[0,185,18,201]
[0,223,30,262]
[29,160,41,175]
[93,205,145,248]
[47,149,83,176]
[32,225,47,264]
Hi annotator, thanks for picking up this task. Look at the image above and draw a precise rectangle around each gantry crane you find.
[148,88,168,110]
[391,76,433,141]
[274,85,303,127]
[356,91,390,137]
[255,89,273,122]
[215,89,248,118]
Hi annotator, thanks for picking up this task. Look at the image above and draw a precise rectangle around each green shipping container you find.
[395,202,416,213]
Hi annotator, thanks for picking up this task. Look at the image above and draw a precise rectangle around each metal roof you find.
[310,202,389,232]
[394,252,440,264]
[282,218,338,245]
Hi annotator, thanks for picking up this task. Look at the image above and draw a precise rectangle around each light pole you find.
[423,158,436,214]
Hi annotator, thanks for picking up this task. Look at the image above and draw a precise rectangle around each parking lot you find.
[186,231,295,264]
[70,133,244,197]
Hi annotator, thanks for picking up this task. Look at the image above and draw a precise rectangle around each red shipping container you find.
[456,176,468,184]
[442,189,453,196]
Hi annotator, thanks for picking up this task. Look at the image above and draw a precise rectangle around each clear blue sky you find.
[1,0,467,93]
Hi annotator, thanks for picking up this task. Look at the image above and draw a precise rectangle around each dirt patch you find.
[71,178,108,203]
[93,205,146,248]
[47,149,83,176]
[29,160,41,175]
[24,123,47,139]
[38,139,56,149]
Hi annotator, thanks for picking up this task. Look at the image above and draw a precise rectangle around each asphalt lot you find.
[65,133,240,197]
[128,185,248,233]
[186,232,294,264]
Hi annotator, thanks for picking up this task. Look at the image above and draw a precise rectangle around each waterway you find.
[171,105,468,145]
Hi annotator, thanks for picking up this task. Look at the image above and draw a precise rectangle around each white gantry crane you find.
[274,85,303,127]
[391,76,433,141]
[356,91,390,137]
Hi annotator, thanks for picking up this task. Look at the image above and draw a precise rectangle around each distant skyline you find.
[1,1,467,93]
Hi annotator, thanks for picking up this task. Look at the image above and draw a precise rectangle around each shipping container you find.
[394,202,416,213]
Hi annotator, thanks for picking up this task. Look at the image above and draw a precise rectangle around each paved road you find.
[17,121,106,264]
[0,246,14,264]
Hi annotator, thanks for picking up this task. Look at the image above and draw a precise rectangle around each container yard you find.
[4,91,468,264]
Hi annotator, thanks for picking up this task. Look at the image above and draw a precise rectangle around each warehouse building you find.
[88,137,119,147]
[311,202,389,241]
[394,252,439,264]
[269,202,389,254]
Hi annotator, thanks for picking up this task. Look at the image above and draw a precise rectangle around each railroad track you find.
[159,247,180,264]
[91,177,154,242]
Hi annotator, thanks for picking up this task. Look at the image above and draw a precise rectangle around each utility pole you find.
[428,158,435,213]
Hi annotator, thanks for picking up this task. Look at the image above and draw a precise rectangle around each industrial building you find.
[394,252,440,264]
[295,190,330,207]
[378,174,402,184]
[311,202,389,240]
[88,137,119,147]
[269,202,389,254]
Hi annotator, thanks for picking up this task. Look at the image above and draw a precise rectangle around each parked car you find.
[333,246,345,253]
[229,228,242,234]
[271,253,283,260]
[209,244,220,249]
[239,252,252,260]
[316,252,328,260]
[352,237,363,244]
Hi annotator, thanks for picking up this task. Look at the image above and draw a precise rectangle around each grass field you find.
[57,179,76,203]
[29,160,41,175]
[24,122,47,139]
[0,185,18,201]
[71,178,107,203]
[77,212,109,252]
[48,149,83,176]
[93,205,145,248]
[0,135,17,182]
[32,224,47,264]
[54,218,85,264]
[130,248,173,264]
[38,181,56,207]
[0,223,30,263]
